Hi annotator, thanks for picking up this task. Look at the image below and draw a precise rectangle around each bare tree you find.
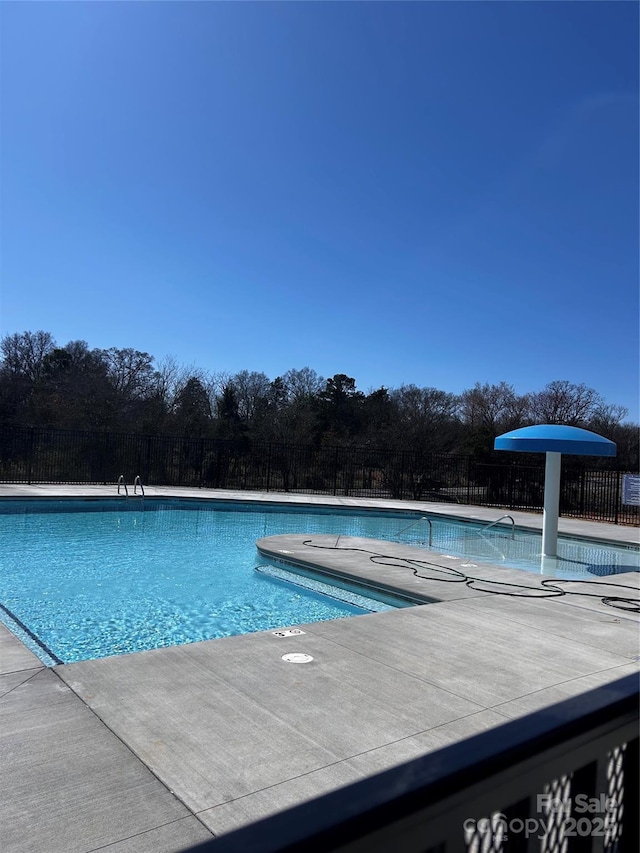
[281,367,325,403]
[391,385,460,450]
[589,402,629,434]
[204,370,231,416]
[230,370,271,423]
[531,380,604,426]
[458,382,529,433]
[99,348,156,399]
[153,356,187,411]
[0,330,56,381]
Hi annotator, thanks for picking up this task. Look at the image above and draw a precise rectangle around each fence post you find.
[614,470,620,525]
[466,456,472,505]
[266,443,272,493]
[146,435,153,486]
[333,447,339,496]
[399,451,405,500]
[27,426,35,485]
[100,432,107,485]
[197,438,204,488]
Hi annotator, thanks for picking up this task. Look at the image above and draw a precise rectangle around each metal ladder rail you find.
[133,475,145,497]
[475,532,508,562]
[395,516,433,547]
[480,514,515,540]
[117,474,129,498]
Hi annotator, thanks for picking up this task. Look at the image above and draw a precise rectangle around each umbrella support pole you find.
[542,451,561,557]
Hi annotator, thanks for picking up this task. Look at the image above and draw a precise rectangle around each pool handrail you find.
[481,514,515,539]
[117,474,128,497]
[133,475,145,497]
[395,516,433,547]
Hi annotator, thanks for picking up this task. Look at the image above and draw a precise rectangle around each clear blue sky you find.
[1,2,638,416]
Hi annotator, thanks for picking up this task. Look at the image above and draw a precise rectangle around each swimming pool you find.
[1,498,637,664]
[0,500,408,664]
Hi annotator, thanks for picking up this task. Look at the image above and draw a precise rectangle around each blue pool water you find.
[1,500,407,664]
[1,499,637,664]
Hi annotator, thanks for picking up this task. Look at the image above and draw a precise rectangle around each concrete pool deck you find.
[1,485,638,853]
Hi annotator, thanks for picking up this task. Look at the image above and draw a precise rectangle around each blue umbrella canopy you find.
[494,425,616,457]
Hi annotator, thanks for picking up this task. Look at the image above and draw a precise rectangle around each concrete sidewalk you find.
[0,625,214,853]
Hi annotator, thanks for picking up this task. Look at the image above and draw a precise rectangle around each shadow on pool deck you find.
[0,487,638,853]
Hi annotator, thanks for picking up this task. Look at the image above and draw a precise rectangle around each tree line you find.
[0,330,637,468]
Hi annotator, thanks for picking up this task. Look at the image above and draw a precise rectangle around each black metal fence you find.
[1,424,638,525]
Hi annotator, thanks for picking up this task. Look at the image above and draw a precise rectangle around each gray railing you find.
[482,514,516,539]
[395,515,434,546]
[190,673,638,853]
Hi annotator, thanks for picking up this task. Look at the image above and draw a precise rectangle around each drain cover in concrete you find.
[272,629,306,638]
[282,653,314,664]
